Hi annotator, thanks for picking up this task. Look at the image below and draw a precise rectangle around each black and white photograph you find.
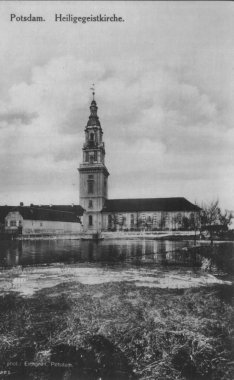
[0,1,233,379]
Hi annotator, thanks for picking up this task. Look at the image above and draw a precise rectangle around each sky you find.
[0,1,233,212]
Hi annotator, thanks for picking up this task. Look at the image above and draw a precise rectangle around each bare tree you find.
[159,212,166,230]
[182,216,190,230]
[108,213,118,231]
[172,214,182,230]
[189,212,201,245]
[200,200,233,244]
[146,215,153,231]
[138,215,146,231]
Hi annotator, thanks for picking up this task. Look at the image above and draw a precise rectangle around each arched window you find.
[88,200,93,208]
[85,152,89,162]
[89,215,93,226]
[88,175,94,194]
[90,132,94,141]
[88,181,94,193]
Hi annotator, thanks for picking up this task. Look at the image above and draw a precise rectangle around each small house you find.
[4,206,83,236]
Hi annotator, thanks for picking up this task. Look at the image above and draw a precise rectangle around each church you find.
[78,95,200,234]
[0,93,200,237]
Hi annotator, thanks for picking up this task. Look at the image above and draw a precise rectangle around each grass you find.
[0,281,233,380]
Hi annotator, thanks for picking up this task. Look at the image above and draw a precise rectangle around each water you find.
[0,239,205,268]
[0,239,232,296]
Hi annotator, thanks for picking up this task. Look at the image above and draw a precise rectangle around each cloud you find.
[0,55,233,208]
[0,1,233,210]
[0,111,37,126]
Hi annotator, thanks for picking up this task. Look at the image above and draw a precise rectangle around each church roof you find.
[40,205,84,216]
[102,197,200,213]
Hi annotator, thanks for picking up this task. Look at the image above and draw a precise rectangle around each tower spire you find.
[87,84,100,127]
[90,83,95,101]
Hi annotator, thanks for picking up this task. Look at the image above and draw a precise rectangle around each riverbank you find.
[4,231,199,241]
[1,230,200,241]
[0,280,233,380]
[102,231,198,240]
[1,230,233,242]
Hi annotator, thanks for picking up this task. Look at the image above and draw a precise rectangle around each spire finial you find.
[90,83,95,101]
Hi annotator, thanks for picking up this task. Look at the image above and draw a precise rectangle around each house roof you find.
[102,197,200,213]
[0,205,84,223]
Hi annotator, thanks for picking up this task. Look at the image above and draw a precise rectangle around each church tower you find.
[78,92,109,232]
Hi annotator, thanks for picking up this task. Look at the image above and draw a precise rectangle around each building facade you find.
[102,199,200,231]
[79,98,200,233]
[4,206,82,236]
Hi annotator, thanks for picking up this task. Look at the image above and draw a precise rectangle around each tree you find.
[182,216,190,230]
[146,216,153,231]
[189,212,201,245]
[118,215,126,231]
[218,209,233,230]
[108,213,119,231]
[138,215,146,231]
[159,212,166,230]
[172,214,182,230]
[200,200,233,244]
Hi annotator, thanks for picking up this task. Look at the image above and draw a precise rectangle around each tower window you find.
[94,151,97,161]
[85,152,89,162]
[88,200,93,208]
[88,180,94,194]
[89,215,93,226]
[90,132,94,141]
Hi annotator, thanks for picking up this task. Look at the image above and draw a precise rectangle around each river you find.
[0,239,232,296]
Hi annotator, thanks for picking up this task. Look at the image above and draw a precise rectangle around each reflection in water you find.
[0,239,205,268]
[0,239,232,295]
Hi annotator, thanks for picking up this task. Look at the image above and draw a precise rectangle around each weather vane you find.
[90,83,95,100]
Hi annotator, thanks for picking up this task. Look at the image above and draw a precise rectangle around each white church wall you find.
[102,211,198,231]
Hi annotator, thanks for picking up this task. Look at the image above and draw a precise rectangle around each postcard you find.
[0,1,233,379]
